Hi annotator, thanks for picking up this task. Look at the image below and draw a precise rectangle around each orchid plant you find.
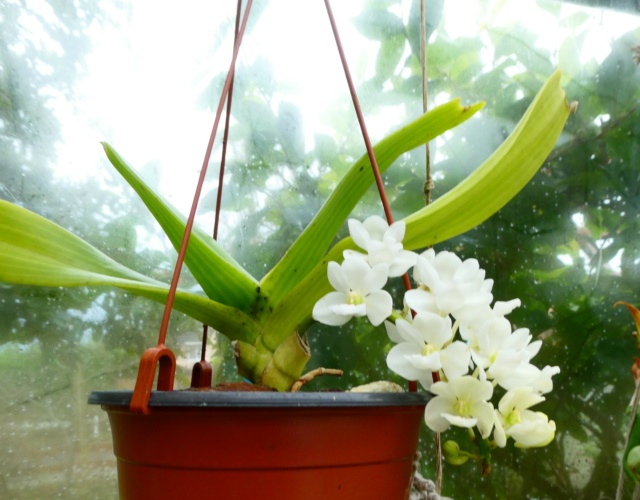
[0,71,572,404]
[313,214,559,468]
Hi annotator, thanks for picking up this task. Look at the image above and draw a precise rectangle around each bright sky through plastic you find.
[49,0,638,226]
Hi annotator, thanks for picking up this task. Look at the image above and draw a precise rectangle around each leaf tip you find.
[568,100,579,114]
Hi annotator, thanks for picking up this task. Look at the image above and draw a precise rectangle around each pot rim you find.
[88,390,430,408]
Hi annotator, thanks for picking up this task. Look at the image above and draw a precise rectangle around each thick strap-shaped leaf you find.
[0,201,260,343]
[260,98,484,308]
[402,70,574,249]
[102,143,259,310]
[0,200,152,283]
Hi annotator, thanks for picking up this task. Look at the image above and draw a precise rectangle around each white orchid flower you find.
[346,216,417,277]
[424,376,495,438]
[471,314,538,367]
[386,315,470,388]
[384,320,404,344]
[313,258,392,326]
[411,249,493,321]
[404,288,440,316]
[494,362,560,394]
[458,298,522,346]
[493,386,556,448]
[312,225,559,451]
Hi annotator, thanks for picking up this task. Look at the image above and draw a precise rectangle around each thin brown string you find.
[419,0,442,493]
[200,0,244,368]
[323,0,393,224]
[214,0,242,241]
[420,0,433,206]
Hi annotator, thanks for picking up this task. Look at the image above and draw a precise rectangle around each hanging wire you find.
[214,0,242,241]
[193,0,244,388]
[156,0,253,348]
[324,0,418,392]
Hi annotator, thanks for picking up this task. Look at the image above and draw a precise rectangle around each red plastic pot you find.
[89,390,429,499]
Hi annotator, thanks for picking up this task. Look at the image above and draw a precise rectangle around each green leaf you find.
[260,98,484,309]
[402,69,573,249]
[0,200,261,342]
[102,143,259,311]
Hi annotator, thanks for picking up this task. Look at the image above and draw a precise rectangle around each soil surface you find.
[188,382,277,392]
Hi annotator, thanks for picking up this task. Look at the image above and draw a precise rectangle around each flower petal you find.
[509,411,556,448]
[450,376,493,403]
[442,413,478,428]
[386,220,406,243]
[439,341,471,381]
[364,289,392,326]
[348,219,371,250]
[363,262,390,292]
[424,396,455,432]
[395,318,425,345]
[493,299,521,316]
[404,289,439,315]
[388,249,418,277]
[312,292,352,326]
[341,258,374,291]
[385,320,403,343]
[386,343,428,381]
[472,400,496,438]
[414,311,453,348]
[342,249,368,263]
[493,412,507,448]
[362,215,389,241]
[407,351,442,372]
[327,261,349,293]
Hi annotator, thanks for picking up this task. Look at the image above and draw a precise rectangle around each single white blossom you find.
[313,258,392,326]
[424,376,495,438]
[346,216,417,277]
[469,315,542,387]
[458,299,522,346]
[495,363,560,394]
[404,288,440,316]
[384,320,404,344]
[493,386,556,448]
[386,314,470,388]
[410,249,493,321]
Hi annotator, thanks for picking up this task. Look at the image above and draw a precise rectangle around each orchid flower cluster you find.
[313,216,559,451]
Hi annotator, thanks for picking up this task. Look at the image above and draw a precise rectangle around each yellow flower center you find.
[421,344,436,357]
[454,399,471,417]
[347,290,364,305]
[506,409,522,427]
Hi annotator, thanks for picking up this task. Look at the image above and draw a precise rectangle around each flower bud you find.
[443,440,469,465]
[627,446,640,474]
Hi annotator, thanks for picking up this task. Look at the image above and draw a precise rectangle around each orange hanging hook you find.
[130,345,177,415]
